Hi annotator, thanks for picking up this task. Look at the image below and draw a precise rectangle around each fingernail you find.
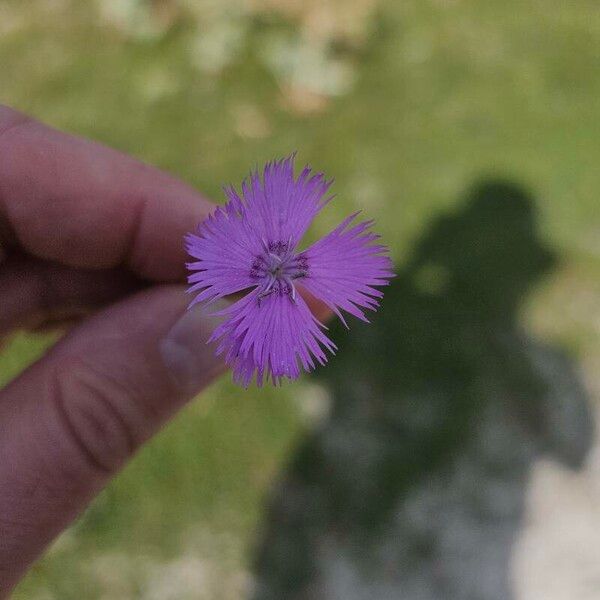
[159,302,228,395]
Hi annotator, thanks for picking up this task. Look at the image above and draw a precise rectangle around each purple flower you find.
[185,156,394,387]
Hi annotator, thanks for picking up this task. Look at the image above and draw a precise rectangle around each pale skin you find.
[0,105,328,595]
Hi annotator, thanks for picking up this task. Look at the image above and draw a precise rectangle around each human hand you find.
[0,105,229,595]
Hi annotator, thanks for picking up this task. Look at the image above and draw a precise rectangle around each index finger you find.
[0,105,214,281]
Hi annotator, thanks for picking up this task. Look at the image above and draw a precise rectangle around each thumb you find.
[0,285,224,594]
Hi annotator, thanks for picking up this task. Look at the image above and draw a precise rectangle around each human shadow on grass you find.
[251,180,594,600]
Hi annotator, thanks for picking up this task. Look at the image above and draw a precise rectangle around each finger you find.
[297,284,333,324]
[0,105,214,281]
[0,253,143,336]
[0,286,225,594]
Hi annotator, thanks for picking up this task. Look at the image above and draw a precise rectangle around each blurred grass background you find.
[0,0,599,597]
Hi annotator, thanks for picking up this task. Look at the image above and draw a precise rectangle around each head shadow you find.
[252,179,594,600]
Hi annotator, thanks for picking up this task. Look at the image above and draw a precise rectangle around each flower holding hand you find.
[0,105,391,595]
[0,105,224,594]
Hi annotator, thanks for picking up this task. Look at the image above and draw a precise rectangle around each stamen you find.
[262,275,276,294]
[252,241,309,305]
[267,252,283,266]
[284,277,297,303]
[257,279,276,306]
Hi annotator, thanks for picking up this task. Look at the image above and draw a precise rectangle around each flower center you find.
[250,241,308,302]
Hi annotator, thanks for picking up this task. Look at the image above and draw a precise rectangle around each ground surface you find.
[0,1,599,598]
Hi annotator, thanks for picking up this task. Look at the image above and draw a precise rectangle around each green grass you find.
[1,0,599,597]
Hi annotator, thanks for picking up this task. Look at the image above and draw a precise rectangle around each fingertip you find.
[159,302,228,396]
[298,286,333,323]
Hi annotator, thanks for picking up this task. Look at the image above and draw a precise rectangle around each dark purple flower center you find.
[250,240,308,302]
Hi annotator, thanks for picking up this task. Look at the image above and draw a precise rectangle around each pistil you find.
[252,242,309,303]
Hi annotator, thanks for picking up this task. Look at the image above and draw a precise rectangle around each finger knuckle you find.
[52,358,142,476]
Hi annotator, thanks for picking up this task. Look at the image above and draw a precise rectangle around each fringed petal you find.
[299,213,394,326]
[209,289,337,387]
